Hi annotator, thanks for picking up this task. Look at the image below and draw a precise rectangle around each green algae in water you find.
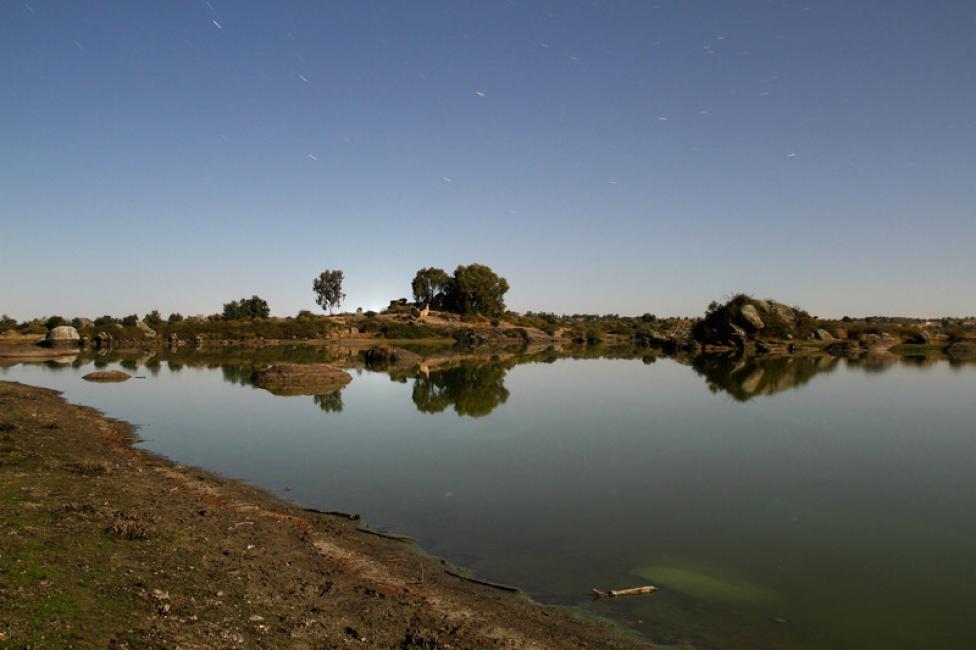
[633,563,778,605]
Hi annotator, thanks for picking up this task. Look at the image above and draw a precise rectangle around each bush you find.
[0,314,17,333]
[378,323,442,339]
[121,314,139,327]
[145,310,162,326]
[94,315,118,327]
[167,313,183,323]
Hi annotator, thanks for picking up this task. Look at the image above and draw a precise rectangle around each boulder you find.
[729,322,749,347]
[814,329,834,341]
[865,334,902,355]
[82,370,131,382]
[739,304,765,330]
[770,303,796,324]
[76,318,94,328]
[135,320,156,338]
[251,364,352,396]
[45,326,80,347]
[909,331,932,344]
[362,346,422,368]
[826,340,862,357]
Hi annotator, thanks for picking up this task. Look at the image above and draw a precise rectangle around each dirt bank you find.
[0,380,646,648]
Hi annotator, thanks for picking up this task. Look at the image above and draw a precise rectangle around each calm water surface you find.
[3,349,975,649]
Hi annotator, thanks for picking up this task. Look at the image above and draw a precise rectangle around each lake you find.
[3,347,974,649]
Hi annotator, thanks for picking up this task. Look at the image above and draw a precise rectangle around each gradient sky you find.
[2,1,974,320]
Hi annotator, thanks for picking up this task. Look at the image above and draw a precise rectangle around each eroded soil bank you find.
[0,380,648,648]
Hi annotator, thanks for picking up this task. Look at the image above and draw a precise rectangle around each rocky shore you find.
[0,380,646,648]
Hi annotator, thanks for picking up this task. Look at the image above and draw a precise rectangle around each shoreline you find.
[0,379,648,648]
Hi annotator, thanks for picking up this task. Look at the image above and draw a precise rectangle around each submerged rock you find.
[82,370,131,382]
[250,364,352,396]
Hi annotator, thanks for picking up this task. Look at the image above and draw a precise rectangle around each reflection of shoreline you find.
[7,344,972,412]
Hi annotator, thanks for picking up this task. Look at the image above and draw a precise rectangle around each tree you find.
[0,314,17,333]
[145,310,162,326]
[411,267,451,308]
[167,312,184,323]
[445,264,509,317]
[44,315,65,330]
[222,296,270,320]
[313,270,345,314]
[121,314,139,326]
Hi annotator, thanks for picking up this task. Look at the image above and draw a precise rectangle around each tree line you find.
[1,263,511,333]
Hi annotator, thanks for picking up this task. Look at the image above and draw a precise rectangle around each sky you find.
[1,1,974,320]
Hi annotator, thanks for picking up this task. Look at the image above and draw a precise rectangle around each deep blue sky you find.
[2,1,974,319]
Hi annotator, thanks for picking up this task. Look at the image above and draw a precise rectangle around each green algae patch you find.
[633,564,778,605]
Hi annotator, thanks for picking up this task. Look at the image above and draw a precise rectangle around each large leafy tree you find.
[410,267,451,308]
[222,295,270,320]
[313,270,345,314]
[445,263,509,317]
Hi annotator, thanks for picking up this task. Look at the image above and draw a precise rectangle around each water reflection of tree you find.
[412,361,510,417]
[221,364,254,387]
[691,354,840,402]
[313,391,344,413]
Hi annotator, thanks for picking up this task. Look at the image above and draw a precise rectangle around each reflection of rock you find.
[947,341,976,358]
[82,370,131,382]
[691,354,837,402]
[739,368,765,394]
[251,364,352,396]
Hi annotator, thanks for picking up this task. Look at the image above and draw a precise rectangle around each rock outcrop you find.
[692,295,811,349]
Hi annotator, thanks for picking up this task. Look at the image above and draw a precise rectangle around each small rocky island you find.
[250,363,352,396]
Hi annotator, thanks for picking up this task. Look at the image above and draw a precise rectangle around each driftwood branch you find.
[592,585,658,598]
[355,526,415,544]
[302,507,361,521]
[445,569,519,593]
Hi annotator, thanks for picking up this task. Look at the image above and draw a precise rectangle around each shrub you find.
[44,315,66,329]
[0,314,17,333]
[94,315,118,327]
[167,312,183,323]
[145,310,162,326]
[121,314,139,327]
